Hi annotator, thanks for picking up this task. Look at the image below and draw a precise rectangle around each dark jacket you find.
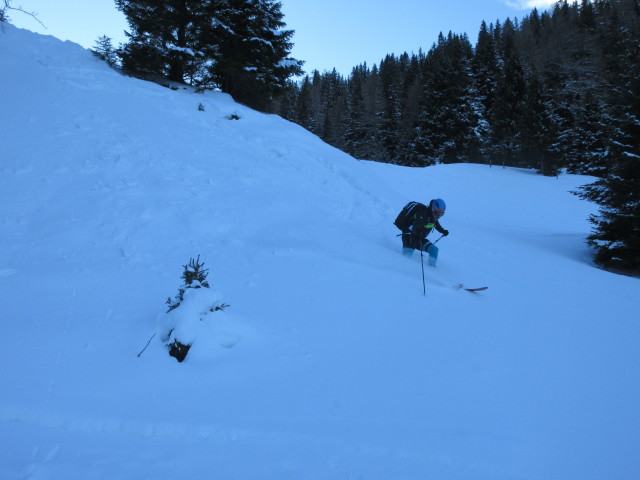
[402,203,446,250]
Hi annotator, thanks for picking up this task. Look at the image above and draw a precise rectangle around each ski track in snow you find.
[0,403,539,480]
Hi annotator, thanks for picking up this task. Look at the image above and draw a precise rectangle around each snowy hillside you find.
[1,23,639,480]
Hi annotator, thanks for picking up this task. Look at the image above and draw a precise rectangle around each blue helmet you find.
[430,198,446,217]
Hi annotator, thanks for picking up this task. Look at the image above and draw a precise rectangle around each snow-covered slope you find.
[1,23,639,480]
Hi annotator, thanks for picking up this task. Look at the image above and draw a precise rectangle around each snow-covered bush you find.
[166,255,211,312]
[161,256,229,362]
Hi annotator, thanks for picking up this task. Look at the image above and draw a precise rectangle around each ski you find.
[455,284,488,293]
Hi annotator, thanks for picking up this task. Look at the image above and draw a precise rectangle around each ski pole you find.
[420,234,444,296]
[432,234,445,245]
[420,241,426,296]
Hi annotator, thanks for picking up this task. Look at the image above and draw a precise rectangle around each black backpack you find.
[394,201,422,230]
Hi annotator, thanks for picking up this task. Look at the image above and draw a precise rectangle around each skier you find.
[394,199,449,266]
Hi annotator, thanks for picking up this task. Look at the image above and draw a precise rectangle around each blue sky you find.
[9,0,557,76]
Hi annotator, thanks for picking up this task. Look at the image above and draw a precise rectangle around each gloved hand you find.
[442,230,449,236]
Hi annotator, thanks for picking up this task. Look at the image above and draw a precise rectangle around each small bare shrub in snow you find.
[161,256,229,363]
[1,1,44,25]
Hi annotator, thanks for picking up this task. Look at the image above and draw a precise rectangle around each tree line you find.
[276,0,636,174]
[273,0,639,273]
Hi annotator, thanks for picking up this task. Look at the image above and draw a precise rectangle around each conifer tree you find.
[205,0,303,111]
[576,0,640,273]
[116,0,207,83]
[166,256,211,313]
[293,75,314,130]
[518,69,559,175]
[91,35,119,67]
[162,256,229,362]
[343,64,369,158]
[395,53,424,165]
[116,0,302,111]
[473,21,499,116]
[378,55,403,161]
[579,0,596,30]
[489,20,526,167]
[345,63,386,162]
[318,69,348,149]
[577,129,640,273]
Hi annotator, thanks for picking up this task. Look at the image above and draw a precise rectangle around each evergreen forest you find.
[273,0,639,273]
[275,0,638,177]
